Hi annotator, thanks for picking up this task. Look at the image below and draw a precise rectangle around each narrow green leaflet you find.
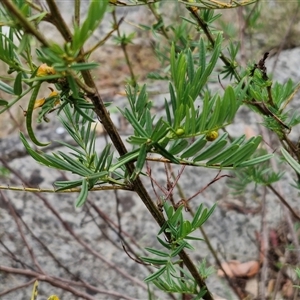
[206,96,222,129]
[186,49,195,82]
[54,179,84,192]
[237,153,273,168]
[110,149,140,172]
[69,62,99,71]
[75,178,88,208]
[193,133,228,162]
[170,241,187,257]
[43,153,89,175]
[145,247,170,257]
[131,143,148,179]
[221,136,262,167]
[144,266,167,283]
[225,85,238,122]
[72,0,108,51]
[136,84,148,116]
[26,82,50,146]
[197,93,210,132]
[154,143,180,163]
[193,204,216,228]
[141,257,169,265]
[191,203,203,229]
[0,100,8,106]
[57,151,94,174]
[20,132,52,166]
[168,139,189,155]
[122,108,149,137]
[13,72,23,95]
[94,144,112,173]
[197,33,222,90]
[180,136,207,159]
[206,144,239,165]
[0,80,15,95]
[281,148,300,174]
[168,205,184,226]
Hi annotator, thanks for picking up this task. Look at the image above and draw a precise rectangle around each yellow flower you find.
[33,97,46,109]
[48,295,60,300]
[37,63,56,77]
[33,89,60,110]
[48,90,60,106]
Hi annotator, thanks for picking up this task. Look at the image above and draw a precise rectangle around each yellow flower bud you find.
[206,131,219,141]
[37,63,56,77]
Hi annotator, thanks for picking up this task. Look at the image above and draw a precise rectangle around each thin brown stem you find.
[147,3,169,40]
[258,186,268,299]
[187,7,241,82]
[2,162,148,290]
[1,0,49,46]
[267,184,300,221]
[74,0,80,26]
[0,265,137,300]
[168,168,244,299]
[112,11,137,87]
[0,279,36,298]
[45,0,73,42]
[0,191,45,274]
[2,2,215,297]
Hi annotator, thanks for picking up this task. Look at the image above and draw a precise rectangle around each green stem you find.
[26,82,50,146]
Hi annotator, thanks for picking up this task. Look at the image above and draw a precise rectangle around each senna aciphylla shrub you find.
[1,1,300,299]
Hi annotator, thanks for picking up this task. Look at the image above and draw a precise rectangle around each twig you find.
[112,11,137,87]
[0,240,31,270]
[258,186,268,298]
[168,167,244,299]
[0,190,45,274]
[146,161,163,206]
[166,165,186,201]
[122,243,150,266]
[0,278,36,297]
[2,163,148,290]
[0,265,138,300]
[187,6,241,82]
[186,173,232,203]
[114,189,123,239]
[267,185,300,222]
[2,0,49,46]
[45,0,73,42]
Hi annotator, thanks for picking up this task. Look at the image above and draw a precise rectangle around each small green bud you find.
[175,128,185,136]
